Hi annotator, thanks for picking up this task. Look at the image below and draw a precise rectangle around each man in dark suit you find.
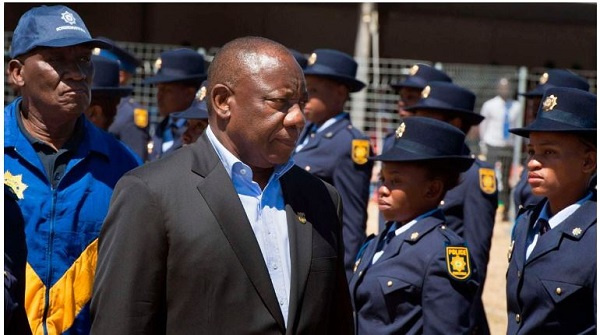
[90,36,353,335]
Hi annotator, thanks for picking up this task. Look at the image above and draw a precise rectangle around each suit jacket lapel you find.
[191,133,286,331]
[280,170,312,330]
[526,199,597,265]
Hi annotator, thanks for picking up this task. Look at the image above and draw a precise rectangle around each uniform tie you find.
[538,218,550,235]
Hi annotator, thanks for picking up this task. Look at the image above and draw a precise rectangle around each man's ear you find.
[8,59,25,87]
[211,84,233,119]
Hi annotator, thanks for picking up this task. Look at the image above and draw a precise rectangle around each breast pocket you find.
[377,276,419,321]
[540,279,584,304]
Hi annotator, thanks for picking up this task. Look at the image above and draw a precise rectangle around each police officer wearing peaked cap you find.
[170,81,209,147]
[506,87,596,335]
[144,48,207,161]
[350,116,479,334]
[293,48,374,280]
[406,81,498,335]
[513,69,591,212]
[382,63,453,153]
[94,36,150,162]
[84,55,134,130]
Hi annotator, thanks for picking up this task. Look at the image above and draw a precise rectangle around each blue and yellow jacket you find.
[4,98,141,334]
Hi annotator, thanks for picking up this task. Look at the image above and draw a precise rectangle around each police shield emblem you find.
[351,139,370,165]
[446,246,471,280]
[134,108,149,128]
[4,171,28,200]
[479,168,496,194]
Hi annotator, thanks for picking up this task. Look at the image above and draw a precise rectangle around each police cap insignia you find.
[154,57,162,73]
[479,168,496,194]
[351,139,370,165]
[421,85,431,99]
[197,86,207,101]
[539,72,549,85]
[542,95,558,112]
[409,64,419,76]
[4,171,28,200]
[92,47,101,56]
[395,122,406,138]
[446,246,472,281]
[307,52,317,66]
[134,108,149,128]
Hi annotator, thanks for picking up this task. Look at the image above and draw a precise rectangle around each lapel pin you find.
[298,212,307,224]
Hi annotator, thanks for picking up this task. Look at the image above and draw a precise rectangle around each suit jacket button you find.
[556,287,562,295]
[515,314,521,323]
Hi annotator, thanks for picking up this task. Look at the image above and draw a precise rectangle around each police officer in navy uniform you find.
[382,63,452,153]
[293,49,374,279]
[506,87,596,335]
[94,37,150,161]
[513,69,591,212]
[350,116,479,334]
[84,55,133,130]
[406,81,498,335]
[170,82,209,147]
[144,48,206,161]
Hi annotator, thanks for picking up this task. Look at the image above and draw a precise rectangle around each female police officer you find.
[506,87,596,334]
[350,116,479,334]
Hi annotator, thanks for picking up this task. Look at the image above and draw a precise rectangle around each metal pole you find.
[509,66,528,221]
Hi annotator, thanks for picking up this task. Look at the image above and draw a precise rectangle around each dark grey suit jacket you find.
[90,132,354,334]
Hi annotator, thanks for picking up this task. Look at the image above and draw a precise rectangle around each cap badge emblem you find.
[61,11,77,25]
[92,48,101,55]
[197,86,207,101]
[421,85,431,99]
[409,64,419,76]
[542,95,558,112]
[154,57,162,73]
[539,72,549,85]
[395,122,406,138]
[307,53,317,66]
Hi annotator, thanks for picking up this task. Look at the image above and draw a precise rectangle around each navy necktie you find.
[538,218,550,235]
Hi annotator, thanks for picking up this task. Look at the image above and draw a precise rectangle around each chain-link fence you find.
[4,31,597,150]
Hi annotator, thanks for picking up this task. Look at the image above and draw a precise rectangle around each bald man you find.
[91,36,353,335]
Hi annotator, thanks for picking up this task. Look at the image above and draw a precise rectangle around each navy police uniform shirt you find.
[148,116,186,161]
[506,193,596,335]
[513,168,544,212]
[350,209,479,335]
[442,148,498,335]
[293,113,373,279]
[108,97,150,162]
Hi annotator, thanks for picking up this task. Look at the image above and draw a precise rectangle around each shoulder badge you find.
[479,168,496,194]
[4,171,28,200]
[445,246,472,281]
[351,139,370,165]
[134,108,149,128]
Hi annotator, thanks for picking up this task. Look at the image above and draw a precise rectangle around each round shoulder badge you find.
[351,139,370,165]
